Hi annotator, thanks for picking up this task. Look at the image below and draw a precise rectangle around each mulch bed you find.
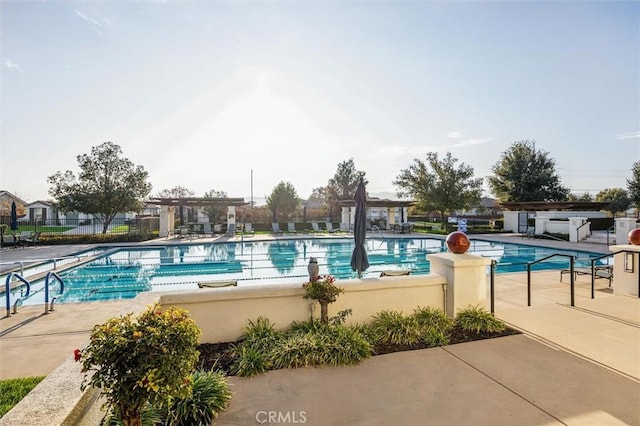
[197,326,521,375]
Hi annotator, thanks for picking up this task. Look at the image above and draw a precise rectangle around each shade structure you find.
[350,179,369,278]
[10,201,18,231]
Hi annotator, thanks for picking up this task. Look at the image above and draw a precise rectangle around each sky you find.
[1,1,639,205]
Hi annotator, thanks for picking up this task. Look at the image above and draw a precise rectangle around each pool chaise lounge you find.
[560,266,613,287]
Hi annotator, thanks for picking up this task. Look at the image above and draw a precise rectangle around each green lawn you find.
[11,225,74,233]
[0,376,45,418]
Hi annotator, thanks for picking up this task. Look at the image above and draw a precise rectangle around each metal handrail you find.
[4,273,31,317]
[589,249,640,299]
[527,254,575,306]
[490,260,496,314]
[576,221,589,243]
[44,272,65,314]
[606,224,615,246]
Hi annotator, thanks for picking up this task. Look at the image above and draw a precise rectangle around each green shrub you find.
[370,310,422,345]
[273,324,372,369]
[238,316,282,353]
[163,370,232,425]
[411,306,453,333]
[77,305,201,426]
[454,305,506,333]
[231,346,270,377]
[422,328,450,347]
[0,376,45,418]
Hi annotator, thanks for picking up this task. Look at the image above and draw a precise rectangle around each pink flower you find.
[74,349,81,362]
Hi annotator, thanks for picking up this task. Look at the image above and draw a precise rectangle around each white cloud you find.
[447,131,463,138]
[74,10,102,27]
[5,60,22,71]
[616,131,640,140]
[451,137,492,148]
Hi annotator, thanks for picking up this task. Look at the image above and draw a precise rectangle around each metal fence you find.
[3,217,160,236]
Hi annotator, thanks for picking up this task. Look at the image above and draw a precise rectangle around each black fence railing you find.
[1,217,160,236]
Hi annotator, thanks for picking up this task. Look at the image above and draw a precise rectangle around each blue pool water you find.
[11,237,612,305]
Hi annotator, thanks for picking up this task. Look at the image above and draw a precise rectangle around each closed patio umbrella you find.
[10,201,18,231]
[350,179,369,278]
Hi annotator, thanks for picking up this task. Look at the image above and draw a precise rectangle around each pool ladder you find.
[4,271,65,317]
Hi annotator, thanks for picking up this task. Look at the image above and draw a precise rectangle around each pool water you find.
[11,238,611,305]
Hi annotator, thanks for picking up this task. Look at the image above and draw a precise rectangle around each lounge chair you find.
[244,223,255,235]
[226,223,236,235]
[380,270,412,277]
[198,280,238,288]
[325,222,338,233]
[22,231,42,246]
[1,233,21,248]
[560,266,613,287]
[272,223,283,235]
[287,222,297,234]
[311,222,322,233]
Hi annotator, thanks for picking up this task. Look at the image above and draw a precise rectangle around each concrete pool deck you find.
[0,234,638,425]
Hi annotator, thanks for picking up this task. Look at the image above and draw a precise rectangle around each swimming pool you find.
[12,237,612,305]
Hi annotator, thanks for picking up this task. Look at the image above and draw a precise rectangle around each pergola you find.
[334,198,416,229]
[147,197,249,237]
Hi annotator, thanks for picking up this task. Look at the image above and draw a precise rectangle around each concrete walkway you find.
[1,235,639,426]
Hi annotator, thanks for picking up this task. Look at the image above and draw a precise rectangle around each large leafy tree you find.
[266,181,300,222]
[567,192,593,202]
[154,186,194,198]
[488,140,569,203]
[595,188,631,217]
[203,189,228,224]
[325,158,367,221]
[47,142,151,233]
[394,152,483,231]
[627,161,640,210]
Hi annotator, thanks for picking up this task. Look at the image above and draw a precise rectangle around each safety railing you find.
[44,272,65,314]
[4,273,31,317]
[527,254,576,306]
[576,221,590,243]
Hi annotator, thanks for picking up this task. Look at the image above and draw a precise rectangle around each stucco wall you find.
[158,274,448,343]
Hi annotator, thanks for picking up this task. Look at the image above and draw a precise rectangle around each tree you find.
[394,152,483,231]
[326,159,367,221]
[595,188,631,217]
[154,186,195,198]
[627,161,640,210]
[202,189,228,224]
[567,192,593,202]
[47,142,151,233]
[266,182,300,222]
[309,187,327,203]
[154,186,195,224]
[488,140,569,203]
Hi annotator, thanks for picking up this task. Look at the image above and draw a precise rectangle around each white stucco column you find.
[534,216,547,235]
[388,208,396,228]
[159,205,174,238]
[568,217,588,243]
[610,244,640,297]
[615,218,637,244]
[341,207,351,227]
[427,252,491,318]
[227,206,236,228]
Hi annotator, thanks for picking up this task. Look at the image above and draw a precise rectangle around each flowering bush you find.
[76,304,201,426]
[302,274,343,324]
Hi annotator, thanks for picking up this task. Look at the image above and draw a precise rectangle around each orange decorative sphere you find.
[446,231,470,254]
[628,228,640,245]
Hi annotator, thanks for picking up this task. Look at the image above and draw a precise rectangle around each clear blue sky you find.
[2,1,639,204]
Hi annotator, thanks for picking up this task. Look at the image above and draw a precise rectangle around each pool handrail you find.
[44,271,65,314]
[527,254,576,307]
[4,272,31,317]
